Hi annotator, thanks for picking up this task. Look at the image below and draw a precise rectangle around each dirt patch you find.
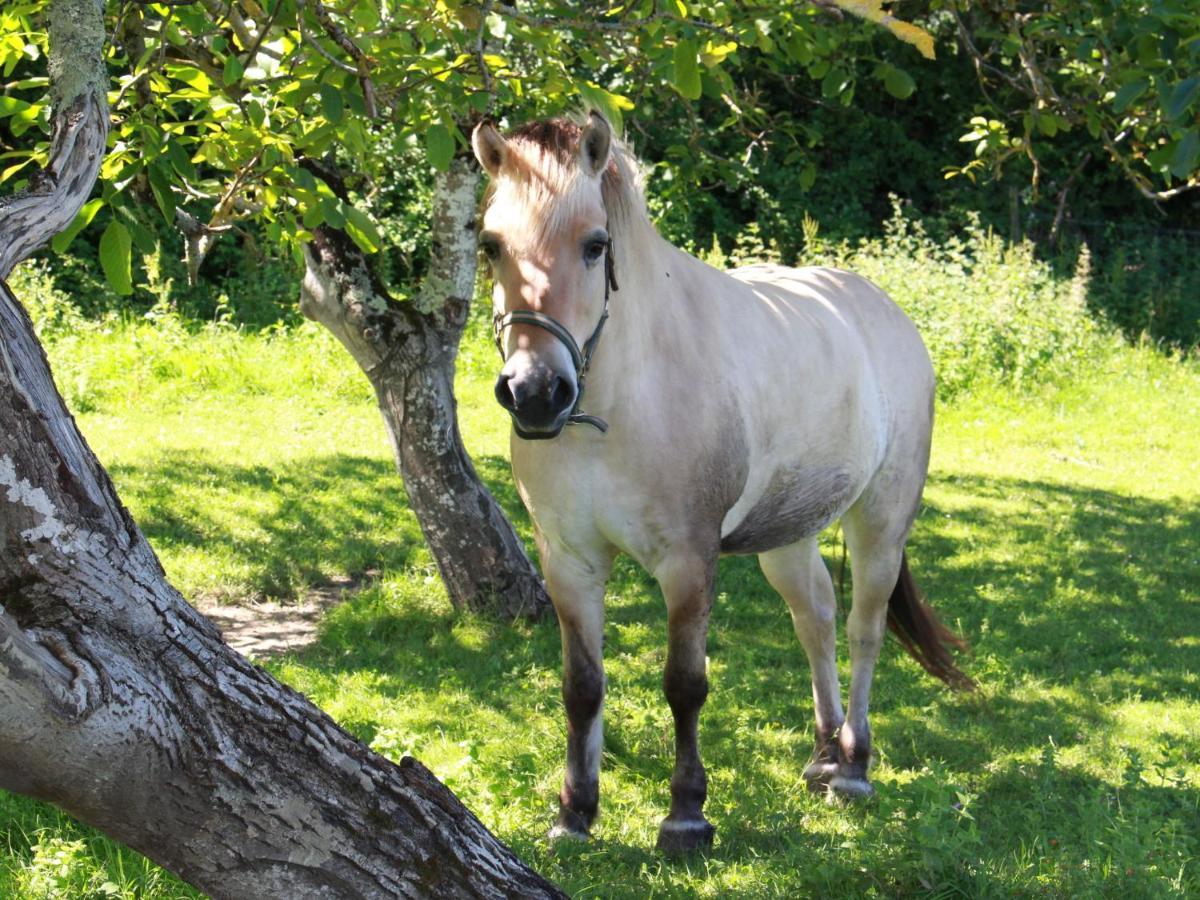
[196,573,372,659]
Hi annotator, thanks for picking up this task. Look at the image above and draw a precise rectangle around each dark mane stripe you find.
[508,118,584,167]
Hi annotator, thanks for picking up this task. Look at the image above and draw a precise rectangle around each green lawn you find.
[1,316,1197,898]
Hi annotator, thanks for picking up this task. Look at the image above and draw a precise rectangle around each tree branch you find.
[492,6,739,43]
[0,0,108,280]
[300,0,379,118]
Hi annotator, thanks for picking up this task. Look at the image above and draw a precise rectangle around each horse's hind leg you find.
[759,539,845,791]
[653,549,718,853]
[835,492,919,798]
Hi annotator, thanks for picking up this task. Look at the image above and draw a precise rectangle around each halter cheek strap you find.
[493,237,617,434]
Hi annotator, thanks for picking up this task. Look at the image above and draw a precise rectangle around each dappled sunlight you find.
[260,454,1198,896]
[8,319,1192,896]
[107,450,425,600]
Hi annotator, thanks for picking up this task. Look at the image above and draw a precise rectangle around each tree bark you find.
[299,157,551,621]
[0,2,564,896]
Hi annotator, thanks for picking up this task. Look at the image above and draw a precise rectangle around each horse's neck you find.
[595,228,725,397]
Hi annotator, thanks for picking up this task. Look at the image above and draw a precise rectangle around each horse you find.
[472,112,972,853]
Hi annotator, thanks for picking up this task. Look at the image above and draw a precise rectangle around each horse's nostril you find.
[550,375,574,413]
[494,374,517,411]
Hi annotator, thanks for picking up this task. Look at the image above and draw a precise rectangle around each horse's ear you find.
[472,121,508,177]
[579,111,612,178]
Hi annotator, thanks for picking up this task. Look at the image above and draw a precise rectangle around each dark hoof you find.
[656,817,716,854]
[547,822,590,843]
[827,774,876,803]
[803,760,839,793]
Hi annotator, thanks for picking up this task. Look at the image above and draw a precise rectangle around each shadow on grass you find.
[107,440,1198,889]
[266,464,1199,893]
[916,472,1200,700]
[297,463,1199,720]
[109,450,425,600]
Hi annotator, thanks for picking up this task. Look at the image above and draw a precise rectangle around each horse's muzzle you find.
[494,365,577,440]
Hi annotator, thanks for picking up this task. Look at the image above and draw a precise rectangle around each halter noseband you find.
[492,237,618,435]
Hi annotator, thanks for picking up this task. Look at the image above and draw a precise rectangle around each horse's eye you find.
[583,239,607,265]
[479,238,500,261]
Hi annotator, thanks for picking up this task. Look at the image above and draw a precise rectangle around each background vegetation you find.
[1,0,1198,896]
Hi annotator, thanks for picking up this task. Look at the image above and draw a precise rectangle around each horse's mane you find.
[485,116,652,240]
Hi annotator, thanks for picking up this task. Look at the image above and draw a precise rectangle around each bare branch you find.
[1100,129,1200,205]
[300,0,379,118]
[1049,151,1091,243]
[200,0,257,51]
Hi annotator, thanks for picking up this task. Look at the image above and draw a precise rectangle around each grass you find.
[1,283,1198,896]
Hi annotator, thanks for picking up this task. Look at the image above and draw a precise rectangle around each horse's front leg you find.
[543,545,613,841]
[654,551,717,853]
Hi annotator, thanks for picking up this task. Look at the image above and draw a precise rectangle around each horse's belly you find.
[718,464,857,554]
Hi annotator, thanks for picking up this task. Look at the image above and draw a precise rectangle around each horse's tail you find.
[887,553,975,690]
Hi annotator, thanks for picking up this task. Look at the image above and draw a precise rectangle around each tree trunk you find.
[299,157,550,621]
[0,2,564,896]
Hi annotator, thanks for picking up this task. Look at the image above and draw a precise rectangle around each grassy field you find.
[1,304,1198,897]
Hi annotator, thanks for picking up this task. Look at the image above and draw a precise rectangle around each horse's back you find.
[730,264,931,375]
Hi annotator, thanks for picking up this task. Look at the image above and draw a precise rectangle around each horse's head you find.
[473,113,617,440]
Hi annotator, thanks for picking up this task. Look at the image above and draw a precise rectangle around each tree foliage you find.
[0,1,1194,297]
[0,0,939,294]
[950,0,1200,203]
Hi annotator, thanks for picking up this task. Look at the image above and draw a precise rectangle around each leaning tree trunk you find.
[0,1,564,897]
[299,158,550,620]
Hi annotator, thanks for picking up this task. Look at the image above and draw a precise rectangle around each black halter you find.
[492,237,618,434]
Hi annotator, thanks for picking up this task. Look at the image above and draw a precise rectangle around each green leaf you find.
[222,54,244,87]
[51,198,103,253]
[318,83,344,124]
[1169,130,1199,179]
[425,123,455,172]
[165,64,210,92]
[799,164,817,190]
[673,39,702,100]
[1113,78,1149,114]
[99,220,133,296]
[1166,77,1200,121]
[344,205,382,254]
[319,196,346,230]
[1037,113,1058,137]
[0,96,31,117]
[147,162,176,222]
[578,82,634,135]
[822,69,851,100]
[165,139,196,181]
[883,66,916,100]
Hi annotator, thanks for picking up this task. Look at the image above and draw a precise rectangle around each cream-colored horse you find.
[473,113,970,853]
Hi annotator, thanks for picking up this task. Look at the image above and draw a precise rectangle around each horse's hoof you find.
[547,822,590,843]
[803,760,839,792]
[827,774,876,803]
[656,817,716,854]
